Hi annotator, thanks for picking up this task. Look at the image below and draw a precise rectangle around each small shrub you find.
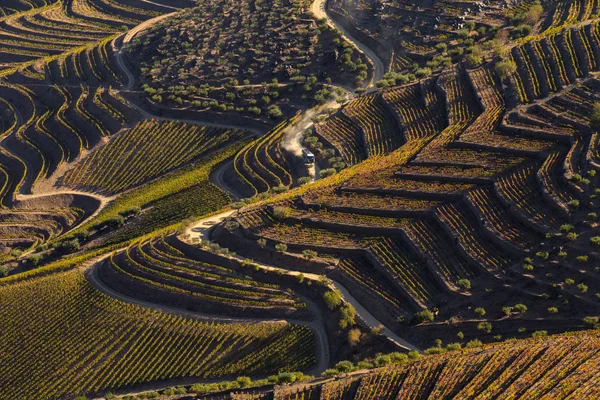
[532,330,548,338]
[457,278,471,290]
[414,309,434,323]
[474,307,486,317]
[477,321,493,334]
[548,307,559,314]
[390,352,408,364]
[273,206,291,220]
[320,168,337,178]
[322,369,338,377]
[302,249,318,260]
[446,342,462,351]
[275,243,288,252]
[523,263,534,271]
[578,283,589,293]
[27,254,44,267]
[567,232,578,241]
[465,339,483,348]
[225,220,240,230]
[577,255,589,263]
[339,304,356,329]
[348,328,362,346]
[334,360,355,373]
[424,346,446,355]
[583,316,599,328]
[495,60,516,79]
[323,291,342,310]
[513,303,528,313]
[374,354,392,366]
[267,105,283,119]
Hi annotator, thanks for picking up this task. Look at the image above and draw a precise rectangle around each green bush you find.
[323,291,342,310]
[465,339,483,348]
[275,243,288,252]
[334,360,355,373]
[513,304,528,313]
[477,321,493,334]
[414,309,434,323]
[457,279,471,290]
[446,342,462,351]
[236,376,252,387]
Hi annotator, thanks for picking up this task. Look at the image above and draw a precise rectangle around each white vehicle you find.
[302,148,315,164]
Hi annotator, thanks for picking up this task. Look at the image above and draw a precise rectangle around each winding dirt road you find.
[184,213,420,353]
[209,160,243,201]
[310,0,384,88]
[16,189,113,232]
[84,254,330,377]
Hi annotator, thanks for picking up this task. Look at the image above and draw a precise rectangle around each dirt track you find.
[84,252,330,378]
[184,213,421,353]
[310,0,384,87]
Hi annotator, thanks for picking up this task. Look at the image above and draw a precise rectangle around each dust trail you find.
[281,100,342,156]
[281,109,319,157]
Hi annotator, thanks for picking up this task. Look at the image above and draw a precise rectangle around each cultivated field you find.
[0,0,599,398]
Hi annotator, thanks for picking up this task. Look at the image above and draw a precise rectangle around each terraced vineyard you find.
[0,0,599,398]
[166,331,600,399]
[0,270,315,399]
[101,234,308,318]
[0,0,200,259]
[60,120,246,194]
[221,56,600,347]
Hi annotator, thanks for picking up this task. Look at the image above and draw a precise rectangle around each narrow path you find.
[16,189,113,233]
[84,255,330,377]
[122,12,178,47]
[138,0,182,11]
[210,160,243,201]
[184,212,421,353]
[310,0,384,88]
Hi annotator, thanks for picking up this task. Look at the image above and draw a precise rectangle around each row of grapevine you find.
[61,119,245,194]
[315,113,366,166]
[234,117,297,196]
[103,235,304,316]
[223,332,600,399]
[0,269,315,399]
[343,93,403,157]
[382,83,445,142]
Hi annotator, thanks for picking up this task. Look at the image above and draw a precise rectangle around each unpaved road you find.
[310,0,384,88]
[16,189,113,233]
[84,254,330,377]
[185,212,421,352]
[209,161,243,200]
